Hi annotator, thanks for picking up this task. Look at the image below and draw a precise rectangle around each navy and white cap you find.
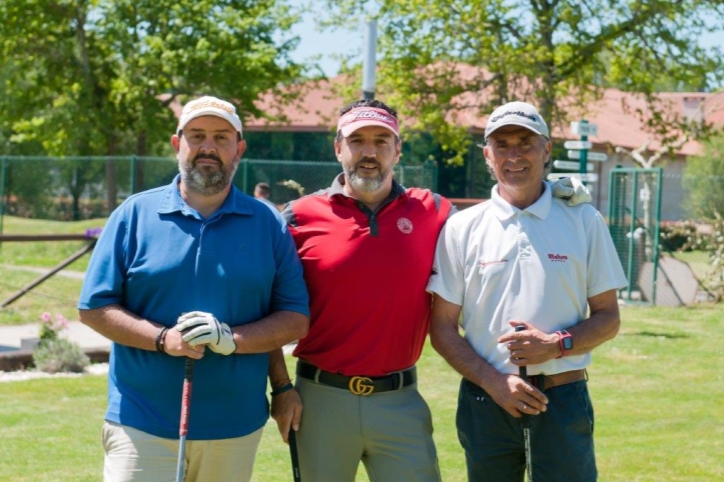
[484,101,549,139]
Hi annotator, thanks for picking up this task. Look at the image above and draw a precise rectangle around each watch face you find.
[562,336,573,350]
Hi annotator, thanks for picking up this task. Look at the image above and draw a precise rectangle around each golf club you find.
[176,358,195,482]
[288,428,301,481]
[515,324,533,482]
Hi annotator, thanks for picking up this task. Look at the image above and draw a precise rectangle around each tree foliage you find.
[322,0,724,165]
[0,0,305,216]
[683,133,724,219]
[0,0,304,157]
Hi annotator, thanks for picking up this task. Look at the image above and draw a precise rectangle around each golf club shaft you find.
[515,325,533,481]
[176,358,195,482]
[289,428,301,481]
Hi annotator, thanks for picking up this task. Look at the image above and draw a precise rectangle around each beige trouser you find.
[102,421,263,482]
[295,377,441,482]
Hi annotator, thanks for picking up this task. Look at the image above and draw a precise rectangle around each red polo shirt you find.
[283,175,452,376]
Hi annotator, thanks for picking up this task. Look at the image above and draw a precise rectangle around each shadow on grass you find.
[622,331,689,339]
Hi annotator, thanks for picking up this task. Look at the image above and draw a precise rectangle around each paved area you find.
[0,321,111,353]
[0,321,296,354]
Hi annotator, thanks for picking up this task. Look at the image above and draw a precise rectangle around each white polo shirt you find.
[427,182,627,375]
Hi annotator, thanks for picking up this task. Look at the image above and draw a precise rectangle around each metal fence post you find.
[242,158,249,193]
[424,159,438,193]
[131,155,137,194]
[0,156,6,237]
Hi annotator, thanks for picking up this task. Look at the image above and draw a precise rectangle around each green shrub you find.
[659,220,698,252]
[32,338,90,374]
[685,212,724,301]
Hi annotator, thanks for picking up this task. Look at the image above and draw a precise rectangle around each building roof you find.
[216,73,724,156]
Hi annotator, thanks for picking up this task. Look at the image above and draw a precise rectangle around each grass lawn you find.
[0,216,106,326]
[1,304,723,481]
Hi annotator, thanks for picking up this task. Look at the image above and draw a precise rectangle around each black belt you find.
[296,361,416,396]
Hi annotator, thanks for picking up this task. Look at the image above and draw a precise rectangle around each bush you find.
[685,213,724,302]
[659,220,699,252]
[32,338,90,374]
[32,312,90,373]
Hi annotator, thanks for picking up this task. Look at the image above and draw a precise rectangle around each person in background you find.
[427,101,627,481]
[254,181,278,211]
[78,95,309,482]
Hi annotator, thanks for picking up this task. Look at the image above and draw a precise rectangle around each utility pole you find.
[362,20,377,100]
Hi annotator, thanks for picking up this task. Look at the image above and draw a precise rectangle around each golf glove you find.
[551,176,592,206]
[176,311,236,355]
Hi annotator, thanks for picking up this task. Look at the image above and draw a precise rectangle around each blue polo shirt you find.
[78,175,310,440]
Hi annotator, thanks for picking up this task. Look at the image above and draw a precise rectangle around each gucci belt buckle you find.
[349,376,374,395]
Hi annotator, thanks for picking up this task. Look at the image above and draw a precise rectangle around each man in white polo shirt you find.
[427,101,627,481]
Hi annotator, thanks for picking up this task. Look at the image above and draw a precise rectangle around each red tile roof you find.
[190,72,724,156]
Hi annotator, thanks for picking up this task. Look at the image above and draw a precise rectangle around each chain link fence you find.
[0,156,438,225]
[609,167,671,305]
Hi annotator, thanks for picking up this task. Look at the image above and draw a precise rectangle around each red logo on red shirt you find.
[397,218,413,234]
[548,253,568,262]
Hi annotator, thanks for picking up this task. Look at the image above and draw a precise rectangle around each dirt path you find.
[0,264,85,280]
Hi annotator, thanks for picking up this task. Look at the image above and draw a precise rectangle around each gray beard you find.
[345,166,390,193]
[179,160,238,196]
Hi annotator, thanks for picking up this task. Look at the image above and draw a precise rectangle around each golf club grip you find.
[180,358,195,437]
[514,325,532,428]
[289,429,301,481]
[515,325,527,379]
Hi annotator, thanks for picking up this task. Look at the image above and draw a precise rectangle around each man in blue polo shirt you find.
[78,95,310,482]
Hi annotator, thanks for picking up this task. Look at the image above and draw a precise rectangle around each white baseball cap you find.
[485,101,549,139]
[177,96,243,136]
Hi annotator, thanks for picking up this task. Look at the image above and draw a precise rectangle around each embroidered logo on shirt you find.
[548,254,568,262]
[397,218,413,234]
[478,259,508,268]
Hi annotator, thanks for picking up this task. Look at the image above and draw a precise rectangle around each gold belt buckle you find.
[349,376,374,395]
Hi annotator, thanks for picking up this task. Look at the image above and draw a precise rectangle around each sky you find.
[290,13,724,83]
[288,13,366,77]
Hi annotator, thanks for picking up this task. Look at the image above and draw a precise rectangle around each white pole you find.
[362,20,377,100]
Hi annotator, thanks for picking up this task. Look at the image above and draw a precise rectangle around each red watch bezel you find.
[556,330,573,358]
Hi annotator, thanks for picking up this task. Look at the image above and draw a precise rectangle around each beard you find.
[179,153,238,196]
[345,157,393,193]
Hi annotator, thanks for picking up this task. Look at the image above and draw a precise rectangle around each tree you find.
[683,133,724,219]
[0,0,306,216]
[321,0,724,168]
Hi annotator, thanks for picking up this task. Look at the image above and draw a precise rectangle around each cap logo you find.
[185,99,236,115]
[351,110,393,123]
[491,110,540,125]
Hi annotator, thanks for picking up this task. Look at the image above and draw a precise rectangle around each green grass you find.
[0,216,105,269]
[0,216,105,326]
[668,250,711,282]
[1,216,722,479]
[0,268,84,325]
[1,304,723,481]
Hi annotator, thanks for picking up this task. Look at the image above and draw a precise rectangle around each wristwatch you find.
[556,330,573,358]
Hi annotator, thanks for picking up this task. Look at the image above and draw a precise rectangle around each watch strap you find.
[556,330,572,358]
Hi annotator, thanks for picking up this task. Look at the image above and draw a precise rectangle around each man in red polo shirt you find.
[270,98,447,481]
[266,98,591,481]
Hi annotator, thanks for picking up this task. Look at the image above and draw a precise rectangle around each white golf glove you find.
[176,311,237,355]
[550,177,592,206]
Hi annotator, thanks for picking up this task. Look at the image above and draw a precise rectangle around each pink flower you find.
[54,313,69,330]
[41,312,51,323]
